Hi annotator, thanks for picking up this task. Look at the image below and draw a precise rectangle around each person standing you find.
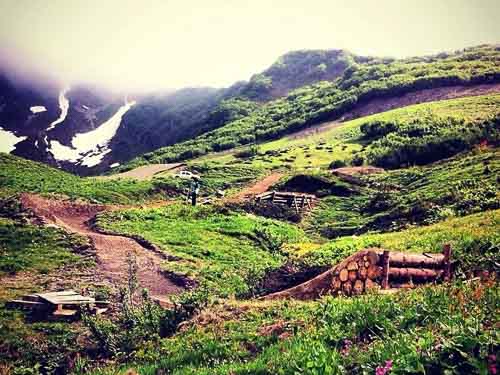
[190,176,201,206]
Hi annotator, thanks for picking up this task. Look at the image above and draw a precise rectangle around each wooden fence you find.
[255,191,317,213]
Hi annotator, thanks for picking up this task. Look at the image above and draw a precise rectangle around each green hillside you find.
[0,49,499,374]
[121,45,500,170]
[0,153,160,204]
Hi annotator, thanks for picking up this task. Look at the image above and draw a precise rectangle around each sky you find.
[0,0,499,90]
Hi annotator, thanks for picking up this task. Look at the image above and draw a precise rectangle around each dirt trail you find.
[288,83,500,141]
[97,163,185,181]
[20,194,182,300]
[226,172,283,202]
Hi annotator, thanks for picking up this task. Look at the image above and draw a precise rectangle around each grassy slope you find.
[121,45,500,170]
[89,210,499,374]
[0,153,162,204]
[85,93,499,373]
[0,216,93,373]
[191,93,500,171]
[96,281,498,374]
[1,88,499,373]
[306,147,500,238]
[95,204,309,297]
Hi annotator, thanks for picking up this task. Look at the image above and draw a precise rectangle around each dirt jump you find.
[262,247,453,300]
[20,194,183,301]
[226,172,283,202]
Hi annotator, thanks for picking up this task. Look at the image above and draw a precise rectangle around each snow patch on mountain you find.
[47,87,70,131]
[49,100,135,167]
[30,106,47,113]
[0,126,27,153]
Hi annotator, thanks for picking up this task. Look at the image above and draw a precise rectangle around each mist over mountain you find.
[1,44,499,175]
[0,48,361,174]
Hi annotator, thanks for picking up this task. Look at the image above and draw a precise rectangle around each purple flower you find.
[375,359,393,375]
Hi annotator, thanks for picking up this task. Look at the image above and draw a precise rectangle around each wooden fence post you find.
[442,244,452,281]
[381,250,390,289]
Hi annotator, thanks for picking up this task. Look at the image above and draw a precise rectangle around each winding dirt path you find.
[20,194,182,300]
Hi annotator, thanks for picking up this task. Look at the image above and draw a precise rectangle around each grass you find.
[0,217,93,373]
[0,218,88,275]
[1,92,499,374]
[95,204,309,297]
[189,93,500,173]
[297,209,500,275]
[303,147,499,238]
[0,153,162,204]
[90,280,499,374]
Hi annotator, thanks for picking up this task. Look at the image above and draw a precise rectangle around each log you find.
[347,261,358,271]
[388,267,442,282]
[365,278,377,290]
[381,250,390,289]
[367,265,381,280]
[339,268,349,282]
[388,251,445,268]
[442,244,452,281]
[364,261,370,268]
[348,270,357,282]
[332,277,342,291]
[353,280,364,295]
[363,255,368,261]
[367,251,380,265]
[342,281,352,295]
[357,259,365,268]
[358,267,368,280]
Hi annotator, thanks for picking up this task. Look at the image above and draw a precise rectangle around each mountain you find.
[1,45,499,175]
[122,44,500,170]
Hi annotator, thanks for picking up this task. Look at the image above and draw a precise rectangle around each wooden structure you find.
[255,191,317,213]
[263,245,453,300]
[7,290,108,318]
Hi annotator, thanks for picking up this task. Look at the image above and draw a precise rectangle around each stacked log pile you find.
[263,245,452,301]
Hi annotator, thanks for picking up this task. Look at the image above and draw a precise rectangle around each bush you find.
[351,154,364,166]
[329,159,347,169]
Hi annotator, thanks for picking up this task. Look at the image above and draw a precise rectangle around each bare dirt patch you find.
[288,83,500,141]
[20,194,183,300]
[97,163,185,181]
[226,172,283,202]
[341,83,500,121]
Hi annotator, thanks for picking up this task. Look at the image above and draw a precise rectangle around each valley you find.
[0,45,499,375]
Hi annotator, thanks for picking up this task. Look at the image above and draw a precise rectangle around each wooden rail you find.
[255,191,317,213]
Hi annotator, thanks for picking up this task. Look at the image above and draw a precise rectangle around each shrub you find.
[329,159,347,169]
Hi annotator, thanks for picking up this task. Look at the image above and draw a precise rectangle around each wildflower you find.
[375,360,393,375]
[488,354,497,375]
[340,339,352,356]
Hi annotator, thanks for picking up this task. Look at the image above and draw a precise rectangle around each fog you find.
[0,0,499,91]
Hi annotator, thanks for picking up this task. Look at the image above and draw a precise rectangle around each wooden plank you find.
[37,291,94,305]
[442,244,452,281]
[381,250,390,289]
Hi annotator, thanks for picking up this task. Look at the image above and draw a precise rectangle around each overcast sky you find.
[0,0,499,90]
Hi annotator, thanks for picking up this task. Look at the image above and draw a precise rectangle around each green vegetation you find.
[360,113,499,168]
[0,153,163,204]
[92,281,498,375]
[306,147,500,238]
[0,218,87,275]
[299,210,499,275]
[122,45,500,170]
[189,93,500,173]
[95,204,308,297]
[1,47,500,375]
[0,214,92,373]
